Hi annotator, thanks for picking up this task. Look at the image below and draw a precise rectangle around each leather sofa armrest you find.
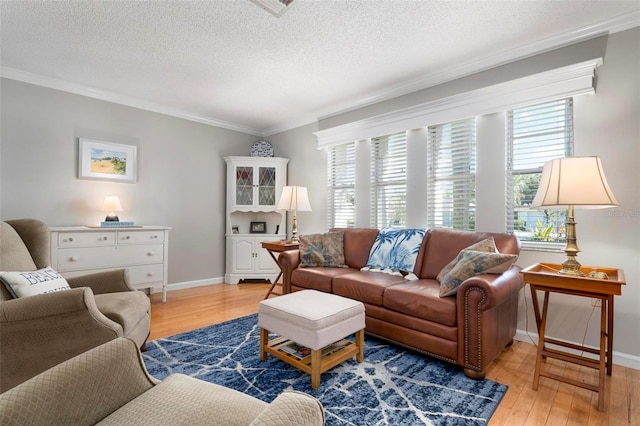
[0,287,123,393]
[455,265,523,378]
[249,390,324,426]
[0,338,157,425]
[67,268,136,294]
[456,265,523,312]
[278,250,301,294]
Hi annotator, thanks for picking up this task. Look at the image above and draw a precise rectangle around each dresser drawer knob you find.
[147,272,154,277]
[103,236,108,240]
[147,252,155,256]
[125,236,131,240]
[68,237,74,242]
[152,235,158,239]
[69,256,79,262]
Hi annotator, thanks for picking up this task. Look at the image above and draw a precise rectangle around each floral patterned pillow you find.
[437,249,518,297]
[436,237,497,279]
[361,228,426,280]
[299,232,347,268]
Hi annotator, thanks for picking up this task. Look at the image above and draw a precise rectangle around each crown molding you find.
[0,67,264,137]
[1,11,637,138]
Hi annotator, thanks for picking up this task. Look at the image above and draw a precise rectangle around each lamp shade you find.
[102,196,123,212]
[277,186,312,211]
[532,157,618,209]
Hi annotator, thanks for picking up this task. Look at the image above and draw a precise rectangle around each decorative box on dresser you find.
[224,156,288,284]
[49,226,170,302]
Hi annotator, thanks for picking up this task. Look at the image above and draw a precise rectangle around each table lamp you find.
[102,196,123,222]
[277,186,312,243]
[531,157,618,276]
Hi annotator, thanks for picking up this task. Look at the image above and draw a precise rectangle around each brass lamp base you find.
[558,257,585,277]
[290,211,299,243]
[558,205,585,277]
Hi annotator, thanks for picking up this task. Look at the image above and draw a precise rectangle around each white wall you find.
[270,28,640,367]
[0,79,258,285]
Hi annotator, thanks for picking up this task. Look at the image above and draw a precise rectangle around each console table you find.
[261,240,299,299]
[49,226,170,302]
[521,263,625,411]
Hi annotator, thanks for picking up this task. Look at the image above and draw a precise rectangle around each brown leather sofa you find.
[279,228,523,379]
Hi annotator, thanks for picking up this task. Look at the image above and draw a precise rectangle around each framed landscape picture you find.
[78,138,137,183]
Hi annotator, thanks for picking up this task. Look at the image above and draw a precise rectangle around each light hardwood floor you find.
[149,284,639,425]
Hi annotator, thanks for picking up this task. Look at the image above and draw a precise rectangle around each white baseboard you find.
[150,277,224,294]
[514,328,640,371]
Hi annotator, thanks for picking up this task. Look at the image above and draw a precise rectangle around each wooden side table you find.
[261,240,299,299]
[521,263,626,411]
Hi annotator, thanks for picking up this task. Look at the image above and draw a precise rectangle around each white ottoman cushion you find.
[259,290,365,350]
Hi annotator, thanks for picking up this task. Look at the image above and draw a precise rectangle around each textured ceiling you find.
[1,1,639,136]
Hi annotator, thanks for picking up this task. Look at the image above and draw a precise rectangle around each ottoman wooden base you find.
[260,328,364,389]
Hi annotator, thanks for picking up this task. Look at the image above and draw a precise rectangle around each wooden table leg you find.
[533,290,550,391]
[606,295,614,376]
[260,328,268,361]
[356,329,364,363]
[598,297,607,411]
[311,349,321,389]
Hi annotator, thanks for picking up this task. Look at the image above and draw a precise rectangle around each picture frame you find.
[232,225,239,234]
[78,138,137,183]
[250,221,267,234]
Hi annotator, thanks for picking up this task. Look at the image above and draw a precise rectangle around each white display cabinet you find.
[224,156,288,284]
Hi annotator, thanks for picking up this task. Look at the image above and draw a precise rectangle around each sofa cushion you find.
[299,232,346,268]
[333,271,405,306]
[330,228,380,269]
[418,229,520,279]
[291,267,355,293]
[383,280,457,327]
[0,266,70,298]
[94,291,150,333]
[362,228,426,279]
[437,250,518,297]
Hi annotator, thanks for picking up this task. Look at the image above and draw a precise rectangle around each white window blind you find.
[427,118,476,230]
[327,142,356,228]
[507,98,573,242]
[370,132,407,228]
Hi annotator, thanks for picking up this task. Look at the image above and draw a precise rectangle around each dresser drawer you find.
[57,232,115,247]
[117,230,165,244]
[55,244,165,271]
[126,264,164,285]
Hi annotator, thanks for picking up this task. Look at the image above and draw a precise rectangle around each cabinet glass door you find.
[258,166,276,206]
[235,166,254,206]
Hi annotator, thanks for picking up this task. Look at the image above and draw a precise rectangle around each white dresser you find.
[49,226,170,302]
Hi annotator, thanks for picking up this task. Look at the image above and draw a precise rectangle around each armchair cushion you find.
[94,291,151,334]
[0,266,70,298]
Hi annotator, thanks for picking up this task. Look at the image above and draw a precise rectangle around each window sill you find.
[520,241,565,253]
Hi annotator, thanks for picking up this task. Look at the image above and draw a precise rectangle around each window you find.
[370,132,407,228]
[327,142,356,228]
[427,118,476,230]
[507,98,573,242]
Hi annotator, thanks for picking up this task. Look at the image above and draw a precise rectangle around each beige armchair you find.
[0,338,325,425]
[0,219,150,393]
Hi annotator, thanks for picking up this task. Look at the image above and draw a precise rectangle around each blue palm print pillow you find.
[361,228,427,280]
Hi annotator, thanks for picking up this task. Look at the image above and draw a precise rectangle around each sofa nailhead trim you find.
[463,286,487,371]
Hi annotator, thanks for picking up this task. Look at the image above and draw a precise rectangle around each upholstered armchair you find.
[0,338,325,425]
[0,219,151,393]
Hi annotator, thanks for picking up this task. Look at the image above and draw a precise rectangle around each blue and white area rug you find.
[143,314,507,425]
